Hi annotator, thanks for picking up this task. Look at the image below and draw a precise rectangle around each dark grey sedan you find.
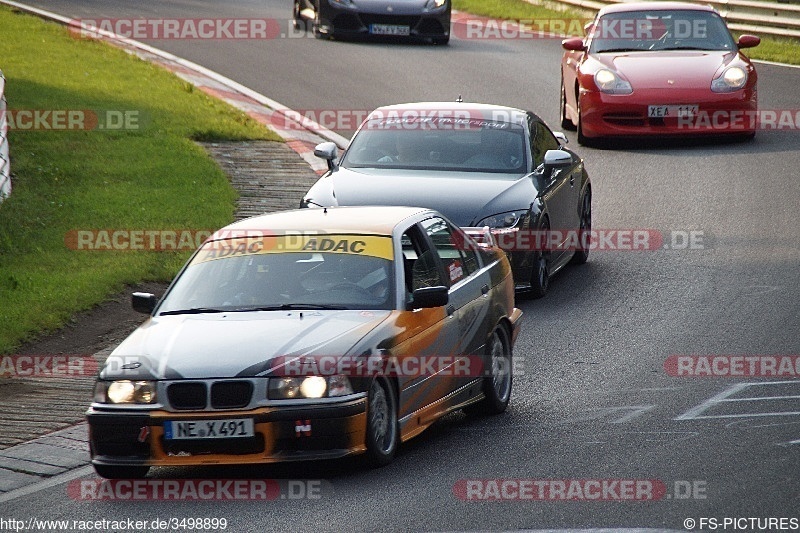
[302,102,592,297]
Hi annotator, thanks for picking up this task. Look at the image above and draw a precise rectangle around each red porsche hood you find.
[595,50,736,89]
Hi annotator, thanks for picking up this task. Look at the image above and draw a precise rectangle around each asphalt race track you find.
[6,0,800,530]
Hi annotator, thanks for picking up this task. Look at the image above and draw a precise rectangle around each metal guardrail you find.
[548,0,800,39]
[0,70,10,202]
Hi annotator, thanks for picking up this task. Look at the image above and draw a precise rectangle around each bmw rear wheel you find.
[465,327,512,415]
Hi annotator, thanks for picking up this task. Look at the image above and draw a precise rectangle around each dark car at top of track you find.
[302,102,592,298]
[86,206,521,478]
[294,0,451,43]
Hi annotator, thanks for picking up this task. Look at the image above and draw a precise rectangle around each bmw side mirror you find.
[543,149,572,177]
[409,286,449,309]
[314,142,338,171]
[132,292,158,314]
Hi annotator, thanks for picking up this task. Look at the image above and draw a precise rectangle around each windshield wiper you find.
[240,304,348,311]
[596,48,641,53]
[659,46,715,51]
[159,307,228,316]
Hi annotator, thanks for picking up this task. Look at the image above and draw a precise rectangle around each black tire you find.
[312,3,329,39]
[570,189,591,265]
[364,378,398,467]
[465,327,513,415]
[292,0,303,30]
[560,76,576,131]
[527,218,550,299]
[432,35,450,45]
[93,464,150,479]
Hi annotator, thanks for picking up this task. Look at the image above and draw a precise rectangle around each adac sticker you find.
[192,234,394,265]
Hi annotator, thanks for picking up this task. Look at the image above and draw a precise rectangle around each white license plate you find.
[648,105,699,118]
[370,24,410,36]
[163,418,254,440]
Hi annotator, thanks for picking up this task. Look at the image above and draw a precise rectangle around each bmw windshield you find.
[157,234,395,313]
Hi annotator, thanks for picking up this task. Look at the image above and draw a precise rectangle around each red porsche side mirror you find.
[562,37,586,52]
[737,35,760,49]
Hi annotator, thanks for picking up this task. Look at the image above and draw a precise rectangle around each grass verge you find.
[452,0,800,65]
[0,6,280,353]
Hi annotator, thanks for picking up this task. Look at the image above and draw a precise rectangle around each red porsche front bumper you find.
[579,86,758,138]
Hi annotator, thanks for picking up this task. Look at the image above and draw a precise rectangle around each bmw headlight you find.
[477,211,526,230]
[711,66,747,92]
[594,69,633,94]
[269,375,354,399]
[94,380,157,404]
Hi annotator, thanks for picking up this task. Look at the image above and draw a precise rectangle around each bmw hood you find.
[100,310,391,380]
[315,166,537,226]
[596,50,735,89]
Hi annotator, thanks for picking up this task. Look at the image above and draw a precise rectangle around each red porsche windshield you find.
[589,10,736,53]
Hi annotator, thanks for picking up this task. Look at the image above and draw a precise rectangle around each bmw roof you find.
[206,206,434,241]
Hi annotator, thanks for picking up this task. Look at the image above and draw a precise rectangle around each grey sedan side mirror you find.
[542,149,572,177]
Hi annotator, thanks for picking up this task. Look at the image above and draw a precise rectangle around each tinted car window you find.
[401,226,445,296]
[532,121,561,167]
[342,117,527,174]
[420,217,479,287]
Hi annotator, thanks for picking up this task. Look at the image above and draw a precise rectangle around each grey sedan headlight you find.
[94,380,157,404]
[477,211,526,230]
[711,66,747,92]
[268,375,354,399]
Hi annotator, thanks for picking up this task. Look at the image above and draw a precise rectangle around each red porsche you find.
[560,2,760,145]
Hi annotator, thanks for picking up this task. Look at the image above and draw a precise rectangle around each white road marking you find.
[676,381,800,420]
